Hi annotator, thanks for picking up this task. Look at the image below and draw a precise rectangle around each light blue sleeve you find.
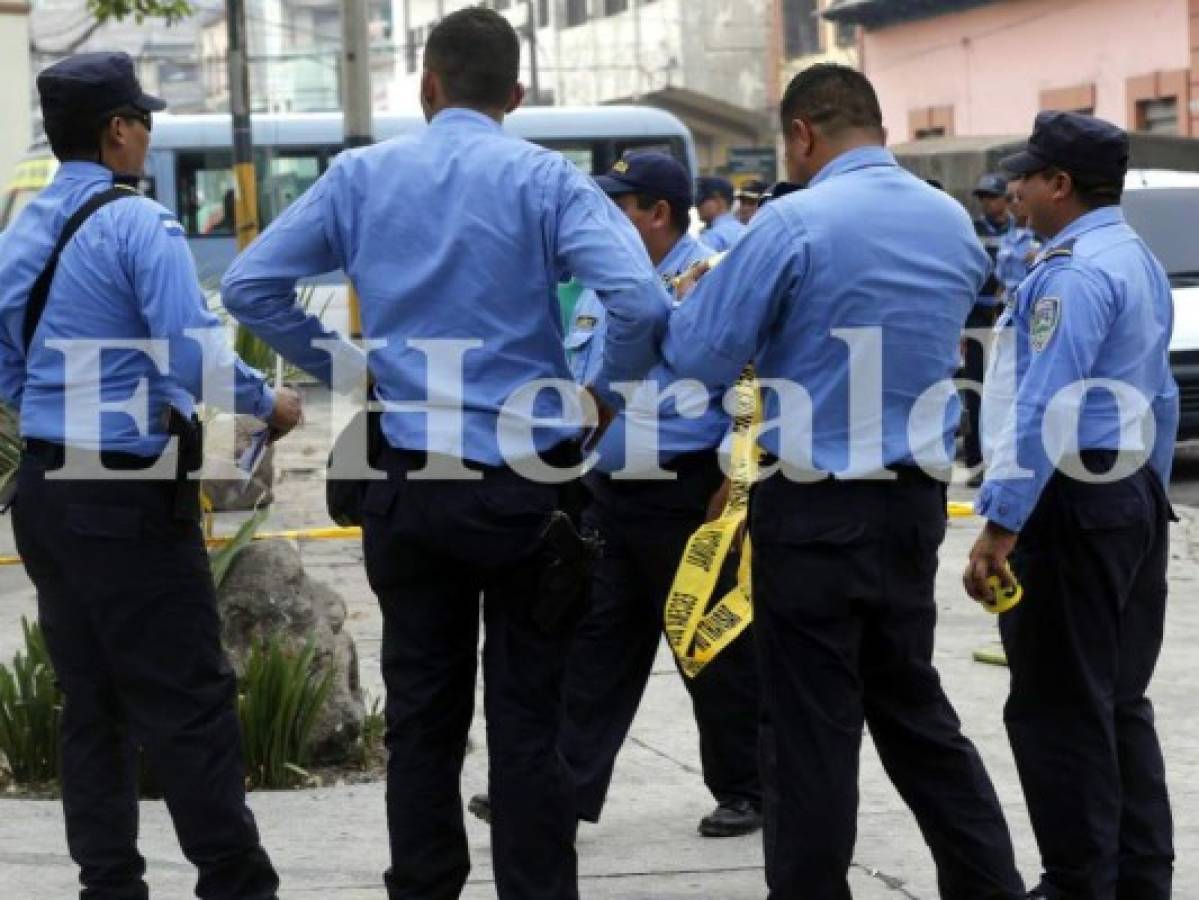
[976,266,1113,531]
[220,157,364,386]
[123,201,275,419]
[549,163,669,399]
[662,205,804,391]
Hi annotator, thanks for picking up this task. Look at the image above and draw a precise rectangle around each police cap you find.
[595,151,693,208]
[38,51,167,127]
[695,176,735,206]
[735,179,769,202]
[972,173,1008,198]
[1000,111,1129,184]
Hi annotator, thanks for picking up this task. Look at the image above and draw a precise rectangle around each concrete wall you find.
[0,3,31,183]
[861,0,1191,142]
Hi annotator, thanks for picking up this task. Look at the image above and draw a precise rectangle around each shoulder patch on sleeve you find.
[1029,296,1061,352]
[158,211,185,237]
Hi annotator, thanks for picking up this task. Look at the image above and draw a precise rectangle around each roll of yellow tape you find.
[983,566,1023,614]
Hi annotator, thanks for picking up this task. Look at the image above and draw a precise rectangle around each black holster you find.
[532,509,601,637]
[167,408,204,522]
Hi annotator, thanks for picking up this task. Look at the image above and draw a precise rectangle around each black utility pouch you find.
[532,510,602,637]
[326,407,384,527]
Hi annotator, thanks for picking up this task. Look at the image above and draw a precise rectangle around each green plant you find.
[353,693,386,769]
[0,618,62,785]
[209,507,269,589]
[0,404,20,498]
[238,636,333,789]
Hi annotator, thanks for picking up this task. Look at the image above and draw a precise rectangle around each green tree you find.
[87,0,194,25]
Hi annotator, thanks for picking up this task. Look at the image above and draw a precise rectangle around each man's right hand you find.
[267,386,303,441]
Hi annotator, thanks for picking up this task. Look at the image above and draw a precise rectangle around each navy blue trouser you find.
[559,451,761,822]
[12,455,278,900]
[1003,462,1174,900]
[362,446,578,900]
[750,471,1024,900]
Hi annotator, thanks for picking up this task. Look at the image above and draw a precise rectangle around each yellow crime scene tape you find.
[664,367,760,678]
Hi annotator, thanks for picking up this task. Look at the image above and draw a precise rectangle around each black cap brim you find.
[999,148,1047,176]
[137,91,168,112]
[595,174,638,196]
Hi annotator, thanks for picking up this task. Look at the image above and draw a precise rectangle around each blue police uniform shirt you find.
[662,146,988,476]
[995,225,1041,300]
[565,232,726,473]
[973,213,1014,308]
[976,206,1179,532]
[701,212,745,252]
[0,161,275,454]
[221,107,669,467]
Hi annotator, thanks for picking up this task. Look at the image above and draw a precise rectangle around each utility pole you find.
[224,0,259,250]
[526,0,541,105]
[341,0,374,338]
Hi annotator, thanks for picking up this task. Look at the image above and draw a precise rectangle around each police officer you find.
[994,177,1042,301]
[734,178,768,225]
[220,9,668,900]
[469,151,762,837]
[0,52,293,899]
[662,63,1024,899]
[965,111,1178,900]
[695,176,746,251]
[964,172,1016,485]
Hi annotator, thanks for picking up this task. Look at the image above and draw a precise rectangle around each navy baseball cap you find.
[735,179,769,201]
[595,151,693,207]
[696,176,735,205]
[972,173,1008,197]
[38,51,167,126]
[1000,111,1129,184]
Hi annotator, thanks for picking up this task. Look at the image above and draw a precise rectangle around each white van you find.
[1123,169,1199,440]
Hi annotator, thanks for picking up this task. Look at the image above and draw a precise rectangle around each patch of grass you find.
[352,693,386,770]
[0,618,62,786]
[238,636,333,789]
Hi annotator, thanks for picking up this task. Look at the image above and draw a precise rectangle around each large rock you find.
[216,538,365,764]
[202,414,276,511]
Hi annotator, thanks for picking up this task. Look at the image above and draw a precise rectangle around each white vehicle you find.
[1123,169,1199,440]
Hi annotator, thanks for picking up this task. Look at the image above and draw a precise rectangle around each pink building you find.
[825,0,1199,143]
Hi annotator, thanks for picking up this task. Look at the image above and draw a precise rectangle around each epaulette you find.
[1031,238,1075,270]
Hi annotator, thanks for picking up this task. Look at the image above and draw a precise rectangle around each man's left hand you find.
[963,520,1019,604]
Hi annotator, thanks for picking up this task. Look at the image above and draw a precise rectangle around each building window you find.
[603,0,628,14]
[538,0,549,26]
[1138,98,1179,135]
[405,26,420,74]
[909,105,954,141]
[783,0,820,58]
[493,0,510,9]
[565,0,588,28]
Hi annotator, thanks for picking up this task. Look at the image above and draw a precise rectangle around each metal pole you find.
[225,0,259,250]
[526,0,541,105]
[341,0,374,339]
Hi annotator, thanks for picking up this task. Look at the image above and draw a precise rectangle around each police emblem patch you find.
[1029,296,1060,352]
[574,315,597,330]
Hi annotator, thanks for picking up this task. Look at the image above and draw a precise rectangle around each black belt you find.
[23,438,167,472]
[757,455,945,486]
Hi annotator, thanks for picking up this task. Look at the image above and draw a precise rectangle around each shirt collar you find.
[57,161,113,183]
[657,233,701,276]
[808,145,896,188]
[1047,206,1125,251]
[429,107,503,132]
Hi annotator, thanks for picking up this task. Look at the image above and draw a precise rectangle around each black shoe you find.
[467,793,491,824]
[965,469,985,488]
[698,799,762,837]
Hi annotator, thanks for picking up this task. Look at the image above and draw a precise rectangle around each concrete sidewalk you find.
[0,425,1196,897]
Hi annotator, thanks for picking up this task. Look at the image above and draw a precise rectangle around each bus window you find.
[612,137,687,169]
[177,150,236,236]
[535,140,597,174]
[177,147,328,237]
[258,150,323,226]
